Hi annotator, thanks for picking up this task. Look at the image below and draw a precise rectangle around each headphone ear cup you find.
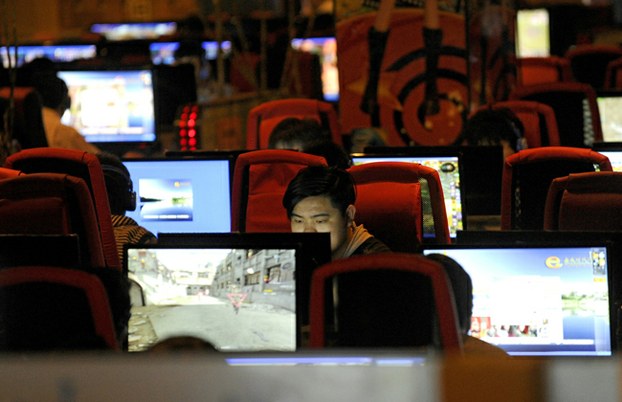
[102,165,136,212]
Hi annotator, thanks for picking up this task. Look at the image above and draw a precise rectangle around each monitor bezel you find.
[420,240,617,356]
[57,65,159,146]
[125,232,332,352]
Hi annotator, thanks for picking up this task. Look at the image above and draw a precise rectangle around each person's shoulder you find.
[353,236,391,256]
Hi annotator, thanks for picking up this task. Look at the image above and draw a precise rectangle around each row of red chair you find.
[231,149,451,252]
[0,148,124,351]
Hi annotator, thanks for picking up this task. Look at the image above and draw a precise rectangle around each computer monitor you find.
[122,156,233,235]
[350,150,465,239]
[596,90,622,143]
[57,67,157,144]
[125,233,331,352]
[516,8,551,57]
[422,243,614,356]
[593,143,622,172]
[0,43,97,68]
[89,21,177,41]
[290,37,339,102]
[149,40,233,65]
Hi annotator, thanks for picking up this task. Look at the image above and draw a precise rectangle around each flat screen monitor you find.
[596,91,622,143]
[516,8,551,57]
[150,41,233,65]
[89,21,177,41]
[125,233,331,352]
[0,44,97,68]
[422,243,614,356]
[350,150,465,239]
[58,68,157,144]
[122,156,233,235]
[290,37,339,102]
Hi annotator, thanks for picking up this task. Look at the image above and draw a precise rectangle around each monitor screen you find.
[350,152,464,239]
[0,44,97,68]
[516,8,551,57]
[596,91,622,143]
[58,68,157,143]
[149,41,233,65]
[124,233,328,352]
[422,244,613,356]
[89,21,177,41]
[122,157,232,235]
[290,37,339,102]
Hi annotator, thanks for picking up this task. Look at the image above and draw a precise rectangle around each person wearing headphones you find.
[459,107,526,160]
[96,152,156,261]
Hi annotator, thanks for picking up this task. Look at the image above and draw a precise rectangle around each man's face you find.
[290,195,352,253]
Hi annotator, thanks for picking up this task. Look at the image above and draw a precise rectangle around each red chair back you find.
[501,146,612,230]
[0,266,120,351]
[564,44,622,89]
[231,149,327,232]
[246,98,341,149]
[5,148,120,270]
[309,253,463,352]
[544,171,622,230]
[348,161,450,248]
[516,56,573,86]
[480,100,560,147]
[509,82,602,147]
[0,173,106,268]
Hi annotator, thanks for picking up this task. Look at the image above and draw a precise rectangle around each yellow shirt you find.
[42,107,100,154]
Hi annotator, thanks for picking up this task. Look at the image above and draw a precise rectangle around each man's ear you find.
[346,204,356,224]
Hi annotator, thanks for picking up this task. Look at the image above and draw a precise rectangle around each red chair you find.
[500,146,612,230]
[478,100,560,148]
[544,171,622,230]
[348,161,450,248]
[516,56,573,86]
[0,167,23,178]
[564,44,622,89]
[246,98,341,149]
[0,173,106,268]
[0,266,120,351]
[5,148,120,270]
[230,149,327,232]
[309,253,463,352]
[509,82,603,147]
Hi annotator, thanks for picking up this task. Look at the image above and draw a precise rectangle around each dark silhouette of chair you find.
[348,161,450,249]
[516,56,573,86]
[605,57,622,89]
[0,172,106,268]
[564,44,622,89]
[500,146,612,230]
[480,100,560,147]
[509,82,602,147]
[230,149,327,232]
[246,98,341,149]
[0,266,120,351]
[0,86,48,149]
[5,148,120,270]
[309,253,463,352]
[544,171,622,230]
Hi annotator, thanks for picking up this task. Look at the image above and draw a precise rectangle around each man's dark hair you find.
[96,152,135,215]
[282,165,356,218]
[305,140,352,170]
[425,253,473,334]
[268,117,330,150]
[460,108,525,152]
[34,73,70,112]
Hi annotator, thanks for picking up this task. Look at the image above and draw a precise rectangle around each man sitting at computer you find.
[282,165,389,260]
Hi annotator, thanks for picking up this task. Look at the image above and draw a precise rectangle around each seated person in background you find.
[268,117,331,151]
[283,165,389,260]
[34,73,100,154]
[425,253,509,357]
[96,152,157,262]
[458,108,526,160]
[269,117,351,169]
